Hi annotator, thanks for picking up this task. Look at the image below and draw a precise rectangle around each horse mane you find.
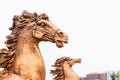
[0,10,49,71]
[50,56,72,80]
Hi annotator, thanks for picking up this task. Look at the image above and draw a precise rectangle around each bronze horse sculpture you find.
[0,10,68,80]
[50,57,81,80]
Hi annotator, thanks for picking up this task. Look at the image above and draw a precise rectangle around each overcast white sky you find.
[0,0,120,79]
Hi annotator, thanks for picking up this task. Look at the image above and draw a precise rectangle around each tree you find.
[110,71,118,80]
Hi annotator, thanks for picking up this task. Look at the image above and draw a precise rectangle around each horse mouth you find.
[54,31,68,48]
[73,58,81,64]
[56,40,68,48]
[76,59,81,63]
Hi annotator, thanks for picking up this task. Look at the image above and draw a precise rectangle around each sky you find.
[0,0,120,79]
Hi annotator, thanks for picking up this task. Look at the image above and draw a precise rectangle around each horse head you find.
[63,58,81,68]
[9,10,68,48]
[31,13,68,48]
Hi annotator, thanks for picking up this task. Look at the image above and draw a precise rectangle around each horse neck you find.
[63,65,73,76]
[63,65,79,80]
[11,29,46,80]
[15,29,40,56]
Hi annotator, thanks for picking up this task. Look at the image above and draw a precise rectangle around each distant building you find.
[100,72,107,80]
[79,70,120,80]
[80,77,87,80]
[86,73,100,80]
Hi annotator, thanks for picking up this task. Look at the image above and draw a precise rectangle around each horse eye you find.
[59,32,63,36]
[37,22,45,26]
[60,32,63,34]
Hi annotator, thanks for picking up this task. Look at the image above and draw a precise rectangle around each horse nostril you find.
[79,58,82,62]
[56,40,61,42]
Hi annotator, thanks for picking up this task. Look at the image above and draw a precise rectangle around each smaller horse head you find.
[63,57,81,68]
[50,57,81,80]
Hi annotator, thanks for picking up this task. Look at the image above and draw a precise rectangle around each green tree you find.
[110,71,118,80]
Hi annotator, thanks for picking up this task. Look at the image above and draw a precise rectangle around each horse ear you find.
[32,29,44,39]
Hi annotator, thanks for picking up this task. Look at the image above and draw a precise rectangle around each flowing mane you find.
[0,10,49,71]
[50,57,72,80]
